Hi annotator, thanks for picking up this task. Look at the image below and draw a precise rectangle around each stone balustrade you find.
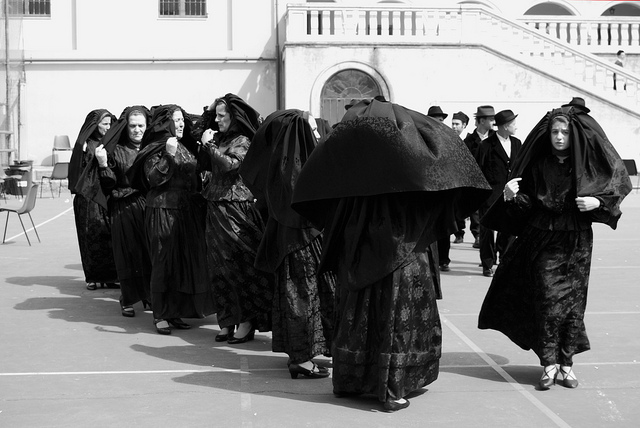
[520,16,640,52]
[286,4,640,110]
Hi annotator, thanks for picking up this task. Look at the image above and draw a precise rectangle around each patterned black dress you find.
[99,142,151,307]
[479,156,597,366]
[144,142,214,319]
[72,137,118,284]
[202,135,273,331]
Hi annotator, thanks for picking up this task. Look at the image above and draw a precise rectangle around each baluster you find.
[594,65,606,89]
[620,23,630,47]
[320,9,331,36]
[403,10,413,37]
[568,22,578,46]
[423,9,437,39]
[631,23,640,47]
[548,22,558,39]
[380,10,390,36]
[367,10,377,36]
[309,10,319,36]
[558,22,568,43]
[391,10,401,36]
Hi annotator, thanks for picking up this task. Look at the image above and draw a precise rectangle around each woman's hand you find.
[575,196,600,212]
[201,128,216,145]
[503,177,522,201]
[95,144,108,167]
[166,137,178,156]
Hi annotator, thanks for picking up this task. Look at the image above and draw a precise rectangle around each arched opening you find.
[602,3,640,17]
[523,3,574,16]
[320,69,382,126]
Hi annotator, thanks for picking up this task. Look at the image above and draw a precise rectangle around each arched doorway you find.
[320,69,382,126]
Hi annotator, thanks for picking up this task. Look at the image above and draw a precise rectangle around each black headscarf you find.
[68,108,115,196]
[101,105,151,155]
[205,93,261,143]
[240,109,321,271]
[482,107,632,234]
[127,104,199,193]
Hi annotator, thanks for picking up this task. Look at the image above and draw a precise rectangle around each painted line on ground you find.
[442,311,640,316]
[1,360,637,377]
[442,315,572,428]
[5,206,73,242]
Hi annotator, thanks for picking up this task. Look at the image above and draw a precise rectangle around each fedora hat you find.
[474,105,495,118]
[494,109,518,126]
[427,106,448,119]
[562,96,590,113]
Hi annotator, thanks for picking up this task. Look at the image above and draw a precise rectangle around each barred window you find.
[159,0,207,17]
[7,0,51,16]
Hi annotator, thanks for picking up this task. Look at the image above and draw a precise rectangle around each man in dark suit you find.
[476,109,522,277]
[464,106,496,248]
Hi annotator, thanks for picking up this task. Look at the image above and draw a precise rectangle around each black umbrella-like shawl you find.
[482,107,632,235]
[68,108,116,207]
[291,99,491,290]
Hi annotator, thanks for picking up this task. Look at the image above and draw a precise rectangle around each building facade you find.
[2,0,640,166]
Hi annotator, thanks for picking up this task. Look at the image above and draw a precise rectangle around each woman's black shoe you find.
[227,329,255,344]
[86,282,97,290]
[167,318,191,329]
[154,319,171,335]
[142,300,152,310]
[105,282,120,289]
[288,362,329,379]
[119,296,135,317]
[215,326,235,342]
[383,398,410,412]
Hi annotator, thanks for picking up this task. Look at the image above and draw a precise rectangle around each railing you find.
[286,4,640,109]
[520,16,640,51]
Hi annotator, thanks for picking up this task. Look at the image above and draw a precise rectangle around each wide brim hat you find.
[474,105,495,118]
[495,109,518,126]
[427,106,448,119]
[562,96,590,113]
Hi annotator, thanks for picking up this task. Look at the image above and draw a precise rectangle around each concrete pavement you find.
[1,188,639,427]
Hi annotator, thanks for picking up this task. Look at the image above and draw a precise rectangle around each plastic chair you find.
[40,162,69,198]
[52,135,72,164]
[0,184,41,246]
[623,159,639,193]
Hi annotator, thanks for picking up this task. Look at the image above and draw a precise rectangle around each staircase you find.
[287,4,640,113]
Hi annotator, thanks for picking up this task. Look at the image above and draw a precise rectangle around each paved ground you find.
[1,188,639,427]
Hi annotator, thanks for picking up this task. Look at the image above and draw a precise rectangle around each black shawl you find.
[102,105,151,155]
[206,93,261,143]
[127,104,199,194]
[482,107,632,235]
[240,109,321,271]
[68,109,116,207]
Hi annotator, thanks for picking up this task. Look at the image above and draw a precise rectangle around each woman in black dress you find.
[128,105,213,335]
[478,106,632,390]
[240,109,335,379]
[96,106,152,318]
[198,94,273,344]
[292,99,491,411]
[68,109,118,290]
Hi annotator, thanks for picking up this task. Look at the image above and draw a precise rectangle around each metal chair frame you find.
[0,184,41,246]
[40,162,69,198]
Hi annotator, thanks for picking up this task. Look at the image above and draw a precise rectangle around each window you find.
[159,0,207,17]
[7,0,50,16]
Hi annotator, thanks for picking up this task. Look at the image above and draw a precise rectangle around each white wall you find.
[285,44,640,164]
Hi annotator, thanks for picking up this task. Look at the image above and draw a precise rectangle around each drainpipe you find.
[274,0,281,110]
